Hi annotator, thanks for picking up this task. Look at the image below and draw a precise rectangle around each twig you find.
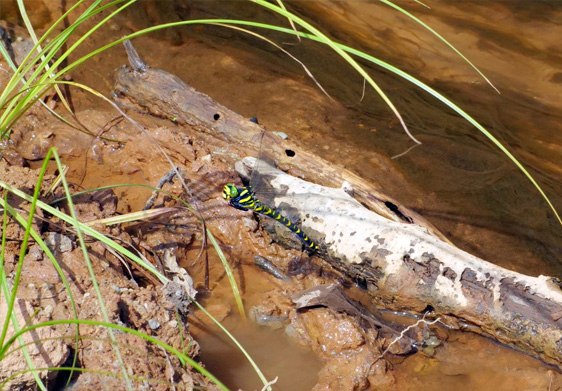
[378,314,441,360]
[143,168,177,210]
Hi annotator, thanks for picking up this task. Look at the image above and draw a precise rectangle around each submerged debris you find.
[254,255,292,282]
[292,283,416,355]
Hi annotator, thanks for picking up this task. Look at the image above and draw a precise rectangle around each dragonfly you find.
[222,129,320,253]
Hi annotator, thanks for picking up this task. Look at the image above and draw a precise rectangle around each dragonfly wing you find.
[249,131,287,206]
[235,130,319,251]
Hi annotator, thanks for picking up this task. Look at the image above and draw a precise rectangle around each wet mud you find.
[2,1,562,390]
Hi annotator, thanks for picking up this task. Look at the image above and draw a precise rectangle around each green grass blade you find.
[0,161,51,390]
[52,180,246,319]
[177,19,561,229]
[0,150,82,389]
[379,0,499,94]
[206,229,246,319]
[0,146,51,347]
[0,0,133,136]
[15,0,73,113]
[0,181,166,280]
[251,0,420,144]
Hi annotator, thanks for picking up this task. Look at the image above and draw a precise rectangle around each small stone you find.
[162,311,170,323]
[148,319,160,330]
[44,232,74,253]
[42,305,54,319]
[24,245,43,262]
[249,306,287,329]
[40,283,54,293]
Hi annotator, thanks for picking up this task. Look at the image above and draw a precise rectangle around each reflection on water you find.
[284,1,562,277]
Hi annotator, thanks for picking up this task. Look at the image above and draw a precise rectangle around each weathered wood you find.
[112,41,562,367]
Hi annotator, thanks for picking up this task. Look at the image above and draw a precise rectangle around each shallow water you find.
[193,314,322,391]
[394,330,556,391]
[4,1,562,390]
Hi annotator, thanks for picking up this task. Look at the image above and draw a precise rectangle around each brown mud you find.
[2,1,562,390]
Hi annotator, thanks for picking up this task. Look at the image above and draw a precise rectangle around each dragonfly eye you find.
[222,184,238,199]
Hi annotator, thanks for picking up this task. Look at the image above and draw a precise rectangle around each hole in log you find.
[422,305,435,314]
[384,201,413,223]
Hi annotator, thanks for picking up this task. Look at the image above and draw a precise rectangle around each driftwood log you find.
[113,41,562,367]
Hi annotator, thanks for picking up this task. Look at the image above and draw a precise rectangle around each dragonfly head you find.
[222,183,240,200]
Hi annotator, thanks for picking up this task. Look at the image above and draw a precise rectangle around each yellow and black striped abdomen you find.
[253,201,319,252]
[267,206,319,251]
[225,185,319,252]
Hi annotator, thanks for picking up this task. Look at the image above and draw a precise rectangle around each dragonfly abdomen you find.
[225,184,319,252]
[254,201,319,251]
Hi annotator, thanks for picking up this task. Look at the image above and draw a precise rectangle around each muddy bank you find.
[0,90,397,390]
[0,162,216,390]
